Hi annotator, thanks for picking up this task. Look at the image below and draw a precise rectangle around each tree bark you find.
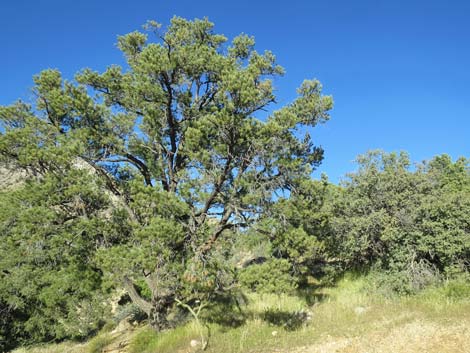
[148,297,173,330]
[122,276,152,316]
[123,276,175,330]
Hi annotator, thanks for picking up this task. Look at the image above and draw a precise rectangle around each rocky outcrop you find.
[0,162,28,190]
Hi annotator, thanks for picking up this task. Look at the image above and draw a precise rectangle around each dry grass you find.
[13,275,470,353]
[12,342,87,353]
[203,275,470,353]
[287,320,470,353]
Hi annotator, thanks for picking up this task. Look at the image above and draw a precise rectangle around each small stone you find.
[271,330,278,336]
[190,339,200,347]
[354,306,367,315]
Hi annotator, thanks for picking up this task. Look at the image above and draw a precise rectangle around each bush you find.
[239,259,298,294]
[440,276,470,300]
[329,152,470,293]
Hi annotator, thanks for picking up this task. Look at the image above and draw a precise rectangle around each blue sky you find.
[1,0,469,182]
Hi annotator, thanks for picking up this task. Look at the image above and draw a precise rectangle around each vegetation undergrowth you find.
[204,275,470,353]
[15,273,469,353]
[86,333,115,353]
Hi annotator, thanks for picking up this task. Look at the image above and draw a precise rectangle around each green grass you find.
[202,275,470,352]
[128,323,202,353]
[12,342,87,353]
[87,333,114,353]
[13,274,470,353]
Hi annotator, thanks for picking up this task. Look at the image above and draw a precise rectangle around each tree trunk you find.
[122,276,174,330]
[122,276,152,316]
[149,296,174,330]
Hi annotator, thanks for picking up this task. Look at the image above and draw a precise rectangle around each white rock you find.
[111,319,131,334]
[354,306,368,315]
[190,339,200,347]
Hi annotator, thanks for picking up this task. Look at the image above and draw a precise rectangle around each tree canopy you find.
[0,16,333,341]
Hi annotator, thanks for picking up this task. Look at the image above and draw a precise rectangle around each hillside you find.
[0,162,27,190]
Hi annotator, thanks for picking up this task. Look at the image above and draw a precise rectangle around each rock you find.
[112,320,132,334]
[190,339,200,347]
[272,330,278,336]
[354,306,368,315]
[0,163,28,190]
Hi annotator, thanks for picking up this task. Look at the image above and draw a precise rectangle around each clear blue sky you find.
[1,0,469,182]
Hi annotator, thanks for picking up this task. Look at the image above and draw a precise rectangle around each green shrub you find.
[441,278,470,300]
[329,152,470,293]
[239,259,297,294]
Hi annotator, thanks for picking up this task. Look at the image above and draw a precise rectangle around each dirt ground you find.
[284,320,470,353]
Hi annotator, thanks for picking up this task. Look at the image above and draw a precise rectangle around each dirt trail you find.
[283,320,470,353]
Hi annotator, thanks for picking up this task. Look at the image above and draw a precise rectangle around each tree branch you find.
[124,153,153,186]
[198,207,233,255]
[195,154,233,223]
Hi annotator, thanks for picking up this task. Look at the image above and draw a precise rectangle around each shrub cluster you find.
[240,151,470,295]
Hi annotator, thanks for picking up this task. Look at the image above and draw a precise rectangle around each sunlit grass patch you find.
[86,332,114,353]
[128,322,202,353]
[15,273,470,353]
[12,342,87,353]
